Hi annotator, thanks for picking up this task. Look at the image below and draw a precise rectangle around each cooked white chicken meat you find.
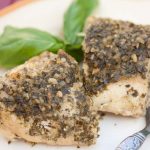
[83,17,150,117]
[0,51,99,146]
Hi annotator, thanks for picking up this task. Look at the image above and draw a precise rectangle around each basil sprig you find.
[0,0,99,68]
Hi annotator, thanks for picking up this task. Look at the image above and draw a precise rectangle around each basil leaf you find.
[64,0,99,45]
[65,44,83,62]
[0,26,65,68]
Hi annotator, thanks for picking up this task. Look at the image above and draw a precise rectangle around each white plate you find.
[0,0,150,149]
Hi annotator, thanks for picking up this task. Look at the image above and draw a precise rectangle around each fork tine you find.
[146,107,150,125]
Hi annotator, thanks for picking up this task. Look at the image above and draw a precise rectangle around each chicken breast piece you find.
[83,17,150,117]
[0,50,99,146]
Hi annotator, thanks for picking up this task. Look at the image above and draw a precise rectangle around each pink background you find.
[0,0,20,9]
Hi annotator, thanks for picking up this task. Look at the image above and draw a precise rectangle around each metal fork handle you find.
[116,132,146,150]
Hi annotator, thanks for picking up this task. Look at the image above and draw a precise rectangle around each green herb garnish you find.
[0,26,65,68]
[0,0,99,68]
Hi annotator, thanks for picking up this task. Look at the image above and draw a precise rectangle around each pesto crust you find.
[83,17,150,95]
[0,51,99,146]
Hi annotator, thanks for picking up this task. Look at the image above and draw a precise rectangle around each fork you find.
[116,107,150,150]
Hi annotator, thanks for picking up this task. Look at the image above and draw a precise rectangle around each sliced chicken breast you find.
[0,51,99,146]
[83,17,150,117]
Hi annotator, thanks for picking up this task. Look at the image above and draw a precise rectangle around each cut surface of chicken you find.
[83,17,150,117]
[0,50,99,146]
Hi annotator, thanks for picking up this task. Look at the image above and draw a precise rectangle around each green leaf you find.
[65,44,83,62]
[0,26,65,68]
[64,0,99,45]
